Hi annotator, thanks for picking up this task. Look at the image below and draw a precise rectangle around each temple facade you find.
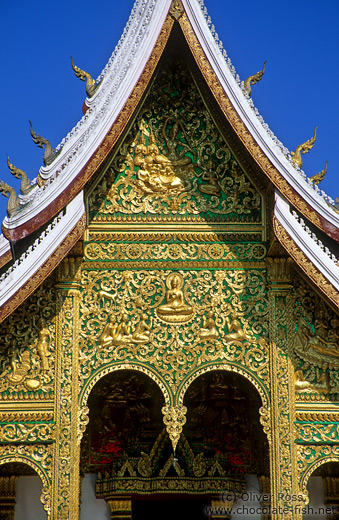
[0,1,339,519]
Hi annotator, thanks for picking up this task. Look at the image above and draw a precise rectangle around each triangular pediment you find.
[87,52,263,229]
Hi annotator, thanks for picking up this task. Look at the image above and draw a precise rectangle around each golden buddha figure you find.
[156,273,194,324]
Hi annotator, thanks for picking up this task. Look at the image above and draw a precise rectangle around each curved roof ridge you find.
[182,0,338,228]
[274,191,339,292]
[0,192,85,322]
[2,0,338,242]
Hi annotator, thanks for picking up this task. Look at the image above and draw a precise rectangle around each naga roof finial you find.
[310,160,328,186]
[29,121,61,167]
[243,61,266,96]
[0,181,20,217]
[291,127,317,169]
[70,56,101,98]
[7,156,35,195]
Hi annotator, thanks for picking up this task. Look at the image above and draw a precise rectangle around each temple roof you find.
[1,0,339,320]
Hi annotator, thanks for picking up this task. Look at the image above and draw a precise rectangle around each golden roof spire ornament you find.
[29,120,61,167]
[310,160,328,186]
[70,56,101,98]
[291,127,317,169]
[7,156,35,195]
[0,181,20,217]
[243,61,266,96]
[169,0,184,19]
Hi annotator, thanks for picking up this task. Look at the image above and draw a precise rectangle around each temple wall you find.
[15,476,46,520]
[80,474,110,520]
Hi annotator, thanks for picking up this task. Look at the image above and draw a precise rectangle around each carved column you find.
[52,247,82,520]
[258,475,271,520]
[106,496,132,520]
[0,476,17,520]
[209,494,235,520]
[266,258,301,519]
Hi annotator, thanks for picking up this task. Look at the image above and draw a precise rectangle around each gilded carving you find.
[0,444,52,518]
[292,273,339,399]
[80,268,268,393]
[89,62,262,225]
[296,423,339,443]
[0,283,56,398]
[84,241,267,262]
[162,405,187,452]
[298,445,339,495]
[0,422,55,443]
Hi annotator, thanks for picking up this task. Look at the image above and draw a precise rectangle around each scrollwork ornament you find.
[161,405,187,452]
[78,406,89,443]
[170,0,184,19]
[259,406,271,443]
[0,423,55,443]
[298,445,339,496]
[296,423,339,444]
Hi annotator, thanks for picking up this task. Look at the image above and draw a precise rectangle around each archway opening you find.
[0,462,46,520]
[304,462,339,520]
[80,369,166,519]
[181,370,270,519]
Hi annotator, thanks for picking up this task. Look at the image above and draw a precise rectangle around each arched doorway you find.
[181,370,270,520]
[0,463,47,520]
[80,369,269,519]
[303,462,339,520]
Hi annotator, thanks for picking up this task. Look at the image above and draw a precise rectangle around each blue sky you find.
[0,0,338,223]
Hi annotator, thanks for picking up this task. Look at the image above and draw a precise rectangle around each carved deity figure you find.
[294,368,330,394]
[132,314,152,343]
[99,315,121,349]
[118,314,133,344]
[5,348,40,390]
[33,317,50,372]
[199,311,218,340]
[224,311,247,341]
[198,159,221,197]
[157,273,193,323]
[134,123,193,194]
[297,306,339,358]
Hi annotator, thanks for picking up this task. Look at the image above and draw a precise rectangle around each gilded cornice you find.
[0,214,86,324]
[177,12,339,241]
[273,216,339,309]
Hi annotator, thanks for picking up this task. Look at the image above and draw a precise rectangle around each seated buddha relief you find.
[156,273,194,324]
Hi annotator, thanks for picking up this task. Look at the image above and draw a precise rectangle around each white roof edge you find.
[0,192,85,308]
[274,190,339,291]
[3,0,339,234]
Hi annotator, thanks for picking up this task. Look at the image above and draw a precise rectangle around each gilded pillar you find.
[107,496,132,520]
[258,475,270,520]
[209,494,235,520]
[266,257,301,519]
[0,476,17,520]
[53,248,82,520]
